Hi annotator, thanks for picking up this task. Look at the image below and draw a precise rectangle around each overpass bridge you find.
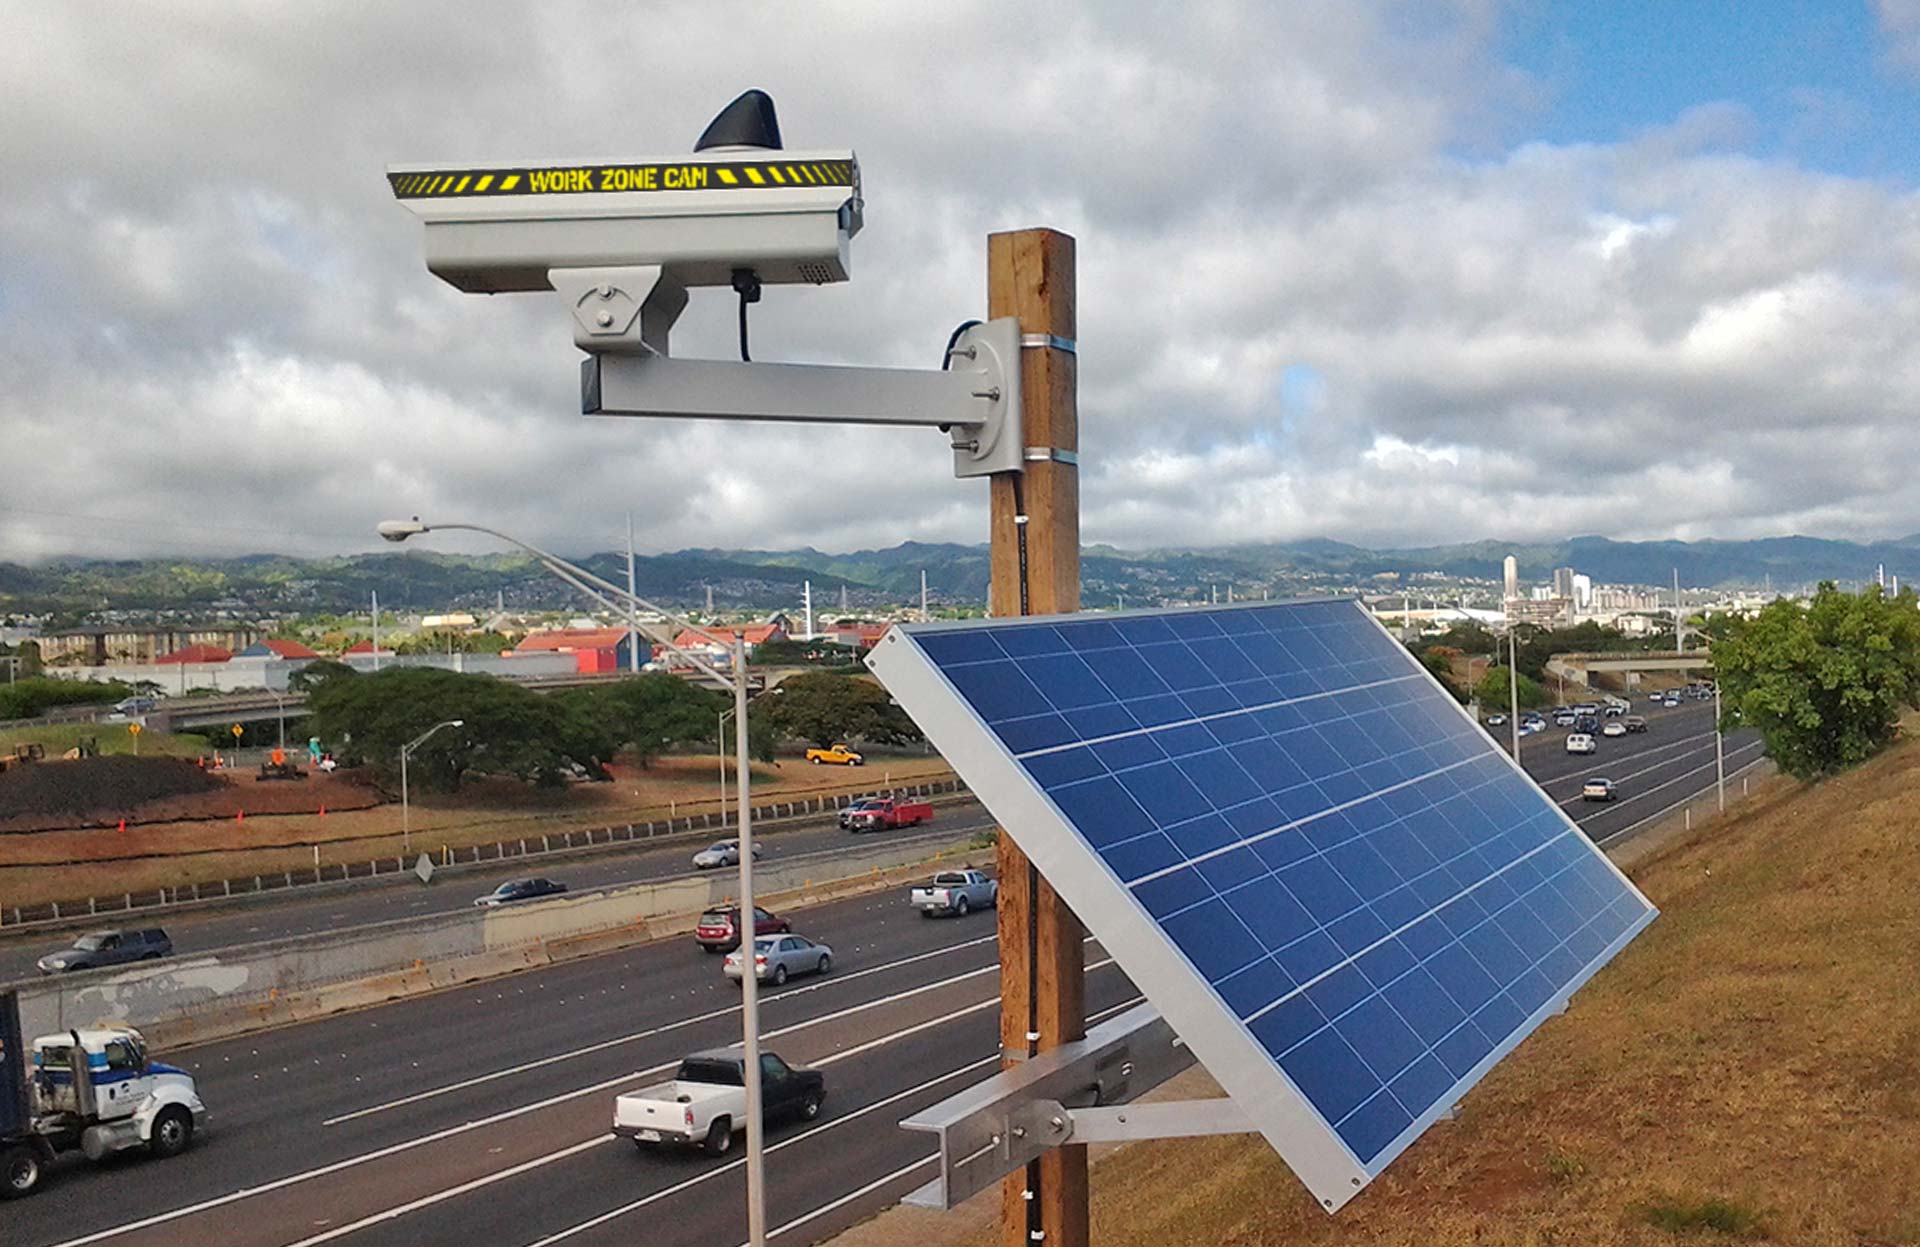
[146,666,795,734]
[1545,650,1715,691]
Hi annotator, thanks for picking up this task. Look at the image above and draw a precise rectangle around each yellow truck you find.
[804,743,864,766]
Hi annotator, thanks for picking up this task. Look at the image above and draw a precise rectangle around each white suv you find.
[1565,733,1596,755]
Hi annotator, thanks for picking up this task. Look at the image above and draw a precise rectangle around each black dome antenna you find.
[694,90,783,151]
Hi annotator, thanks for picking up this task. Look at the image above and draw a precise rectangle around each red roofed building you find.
[666,623,788,661]
[341,640,394,657]
[820,620,891,650]
[240,639,321,660]
[155,643,232,664]
[515,627,635,674]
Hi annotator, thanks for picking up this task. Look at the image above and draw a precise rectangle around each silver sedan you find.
[723,934,834,986]
[692,839,762,870]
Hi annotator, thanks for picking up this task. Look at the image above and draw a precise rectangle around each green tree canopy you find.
[760,672,922,748]
[0,676,135,720]
[552,674,729,769]
[1713,583,1920,780]
[1474,664,1546,710]
[305,667,617,791]
[287,658,357,693]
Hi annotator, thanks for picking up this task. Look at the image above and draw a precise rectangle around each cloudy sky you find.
[5,1,1920,563]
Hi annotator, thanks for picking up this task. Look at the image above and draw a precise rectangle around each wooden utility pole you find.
[987,228,1085,1247]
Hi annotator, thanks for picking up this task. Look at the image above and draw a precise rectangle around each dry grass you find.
[1044,735,1920,1247]
[0,752,956,907]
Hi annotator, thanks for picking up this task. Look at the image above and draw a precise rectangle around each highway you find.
[0,802,1000,981]
[8,886,1129,1247]
[1,698,1754,980]
[3,692,1765,1247]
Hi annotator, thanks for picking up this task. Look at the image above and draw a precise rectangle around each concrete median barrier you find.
[10,833,996,1047]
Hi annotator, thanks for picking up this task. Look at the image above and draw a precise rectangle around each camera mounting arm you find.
[562,263,1023,478]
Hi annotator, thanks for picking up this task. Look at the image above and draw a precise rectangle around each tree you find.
[761,672,922,748]
[0,676,136,720]
[552,674,727,769]
[1474,664,1545,710]
[287,658,357,693]
[1713,583,1920,780]
[305,667,610,791]
[1419,646,1465,701]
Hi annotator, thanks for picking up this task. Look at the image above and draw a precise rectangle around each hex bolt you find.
[595,310,615,327]
[597,284,614,299]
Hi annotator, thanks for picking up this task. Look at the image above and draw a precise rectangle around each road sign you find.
[231,724,244,739]
[127,723,142,736]
[867,599,1657,1211]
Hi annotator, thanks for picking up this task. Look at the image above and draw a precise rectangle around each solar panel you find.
[866,598,1656,1211]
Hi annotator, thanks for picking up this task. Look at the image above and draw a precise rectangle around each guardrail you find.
[0,777,973,930]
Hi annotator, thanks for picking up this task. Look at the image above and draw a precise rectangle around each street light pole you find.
[378,517,769,1242]
[1508,627,1520,760]
[719,707,736,821]
[400,718,464,856]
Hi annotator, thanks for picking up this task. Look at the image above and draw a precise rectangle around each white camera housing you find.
[387,151,862,294]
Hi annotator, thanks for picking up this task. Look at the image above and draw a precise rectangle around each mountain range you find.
[2,533,1915,621]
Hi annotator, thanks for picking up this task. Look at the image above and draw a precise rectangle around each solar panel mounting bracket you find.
[576,276,1024,477]
[901,1003,1226,1211]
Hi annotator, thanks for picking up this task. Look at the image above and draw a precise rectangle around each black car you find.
[37,927,172,974]
[473,878,569,908]
[1573,714,1600,735]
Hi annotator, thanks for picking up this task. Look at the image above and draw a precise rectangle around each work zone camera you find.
[388,91,1025,479]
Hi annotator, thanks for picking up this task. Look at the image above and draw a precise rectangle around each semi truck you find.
[2,991,208,1199]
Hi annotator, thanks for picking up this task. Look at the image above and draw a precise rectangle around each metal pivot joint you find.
[564,264,1023,478]
[898,1004,1255,1210]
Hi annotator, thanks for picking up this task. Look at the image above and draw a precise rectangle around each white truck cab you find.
[4,993,208,1199]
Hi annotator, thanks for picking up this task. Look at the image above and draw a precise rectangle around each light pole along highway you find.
[399,717,463,856]
[375,517,771,1221]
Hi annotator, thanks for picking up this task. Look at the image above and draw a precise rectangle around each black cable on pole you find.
[1010,470,1040,1243]
[731,268,762,363]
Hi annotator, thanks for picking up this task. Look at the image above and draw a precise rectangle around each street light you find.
[400,718,464,855]
[379,517,771,1229]
[719,707,737,821]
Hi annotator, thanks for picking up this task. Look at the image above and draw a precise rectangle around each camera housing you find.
[387,149,862,294]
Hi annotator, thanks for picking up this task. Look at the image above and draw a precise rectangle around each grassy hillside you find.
[1039,739,1920,1246]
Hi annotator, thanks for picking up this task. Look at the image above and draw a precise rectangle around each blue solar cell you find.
[869,598,1657,1205]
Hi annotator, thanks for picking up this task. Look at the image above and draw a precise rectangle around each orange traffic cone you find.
[318,804,327,817]
[117,819,126,833]
[236,809,244,822]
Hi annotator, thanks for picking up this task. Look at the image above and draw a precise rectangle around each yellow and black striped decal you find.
[388,160,855,199]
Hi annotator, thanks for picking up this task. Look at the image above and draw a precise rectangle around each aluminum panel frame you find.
[866,598,1657,1212]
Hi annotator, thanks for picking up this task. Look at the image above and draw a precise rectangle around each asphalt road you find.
[0,803,999,981]
[9,883,1131,1247]
[4,697,1757,979]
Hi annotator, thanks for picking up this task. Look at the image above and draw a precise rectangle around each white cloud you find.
[3,1,1920,567]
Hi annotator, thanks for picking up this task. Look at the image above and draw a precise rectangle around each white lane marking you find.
[1556,737,1724,809]
[324,932,998,1124]
[528,993,1148,1247]
[521,1057,1001,1247]
[1595,748,1770,847]
[48,949,1106,1247]
[278,1137,612,1247]
[760,1155,936,1244]
[1538,729,1720,793]
[1584,739,1766,821]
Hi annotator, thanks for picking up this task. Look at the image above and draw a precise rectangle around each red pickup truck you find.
[843,797,933,833]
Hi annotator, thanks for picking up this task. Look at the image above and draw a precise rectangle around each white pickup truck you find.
[910,870,998,918]
[611,1050,824,1155]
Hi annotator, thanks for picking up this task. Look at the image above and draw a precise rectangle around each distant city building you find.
[1502,555,1518,600]
[1507,597,1574,629]
[421,613,477,630]
[1571,573,1592,610]
[516,627,637,674]
[35,623,262,666]
[1552,567,1576,601]
[155,643,233,665]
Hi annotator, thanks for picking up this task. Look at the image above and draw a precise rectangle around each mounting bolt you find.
[597,284,614,299]
[595,310,615,327]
